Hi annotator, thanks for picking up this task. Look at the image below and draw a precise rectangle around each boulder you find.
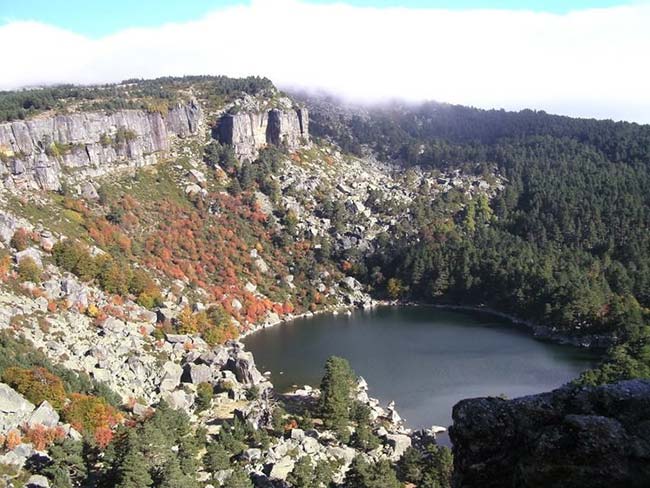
[132,403,151,417]
[27,401,59,428]
[188,169,206,184]
[385,433,411,460]
[0,213,20,244]
[157,307,177,323]
[214,469,233,485]
[166,333,191,344]
[254,258,269,274]
[265,311,280,325]
[159,362,183,391]
[101,317,124,333]
[235,399,273,430]
[242,448,262,462]
[185,183,202,195]
[228,351,264,385]
[26,474,50,488]
[301,436,320,454]
[266,456,295,481]
[387,401,403,425]
[80,181,99,200]
[0,383,35,433]
[15,248,43,268]
[326,445,357,465]
[161,389,193,411]
[341,276,360,291]
[127,356,146,377]
[290,428,305,441]
[188,363,212,385]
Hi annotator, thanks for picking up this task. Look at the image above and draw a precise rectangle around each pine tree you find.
[204,442,231,473]
[114,449,152,488]
[288,456,334,488]
[159,456,197,488]
[288,456,315,488]
[223,466,253,488]
[111,430,152,488]
[43,439,87,488]
[344,456,400,488]
[319,356,355,441]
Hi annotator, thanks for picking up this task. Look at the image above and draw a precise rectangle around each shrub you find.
[10,228,31,251]
[22,424,65,450]
[129,268,158,297]
[17,257,42,282]
[63,393,120,442]
[113,127,137,145]
[5,429,22,450]
[195,382,214,412]
[52,239,87,272]
[2,366,67,410]
[176,306,197,334]
[98,258,131,295]
[0,253,11,277]
[344,457,401,488]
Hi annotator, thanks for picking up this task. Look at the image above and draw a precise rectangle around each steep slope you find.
[298,91,650,344]
[0,101,202,191]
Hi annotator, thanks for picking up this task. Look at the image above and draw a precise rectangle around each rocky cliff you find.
[216,106,309,161]
[450,379,650,488]
[0,100,202,191]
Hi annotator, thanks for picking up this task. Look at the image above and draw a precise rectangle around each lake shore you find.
[241,296,613,354]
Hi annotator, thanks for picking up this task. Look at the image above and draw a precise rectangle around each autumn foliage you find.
[64,393,121,446]
[2,366,67,410]
[22,424,65,450]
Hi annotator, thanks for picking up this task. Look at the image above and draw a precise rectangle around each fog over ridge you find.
[1,0,649,122]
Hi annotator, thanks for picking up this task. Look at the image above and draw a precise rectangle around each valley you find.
[0,75,648,487]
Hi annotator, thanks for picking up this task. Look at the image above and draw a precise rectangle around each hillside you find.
[0,76,648,487]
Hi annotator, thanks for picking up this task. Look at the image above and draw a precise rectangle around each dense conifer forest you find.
[306,98,650,383]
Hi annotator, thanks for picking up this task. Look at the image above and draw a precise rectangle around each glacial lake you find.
[244,306,599,432]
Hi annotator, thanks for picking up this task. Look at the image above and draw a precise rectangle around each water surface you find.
[244,306,598,430]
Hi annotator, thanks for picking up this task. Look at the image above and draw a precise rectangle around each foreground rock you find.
[450,379,650,488]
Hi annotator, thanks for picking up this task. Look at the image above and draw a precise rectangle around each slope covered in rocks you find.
[0,76,495,487]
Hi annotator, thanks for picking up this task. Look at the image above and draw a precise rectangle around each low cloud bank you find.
[1,0,649,122]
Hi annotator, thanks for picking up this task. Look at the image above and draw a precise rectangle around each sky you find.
[1,0,649,122]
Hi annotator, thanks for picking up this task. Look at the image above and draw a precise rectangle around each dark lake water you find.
[244,306,599,430]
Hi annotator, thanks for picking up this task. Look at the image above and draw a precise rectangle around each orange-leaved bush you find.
[63,393,121,444]
[22,424,65,450]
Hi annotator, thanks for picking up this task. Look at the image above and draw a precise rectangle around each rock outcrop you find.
[216,106,308,161]
[0,100,202,191]
[450,379,650,488]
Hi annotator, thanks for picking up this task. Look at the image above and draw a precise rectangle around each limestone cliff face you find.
[0,100,202,191]
[450,379,650,488]
[217,106,309,161]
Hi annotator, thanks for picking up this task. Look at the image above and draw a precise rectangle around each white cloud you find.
[1,0,649,122]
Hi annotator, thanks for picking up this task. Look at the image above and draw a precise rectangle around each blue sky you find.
[0,0,640,37]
